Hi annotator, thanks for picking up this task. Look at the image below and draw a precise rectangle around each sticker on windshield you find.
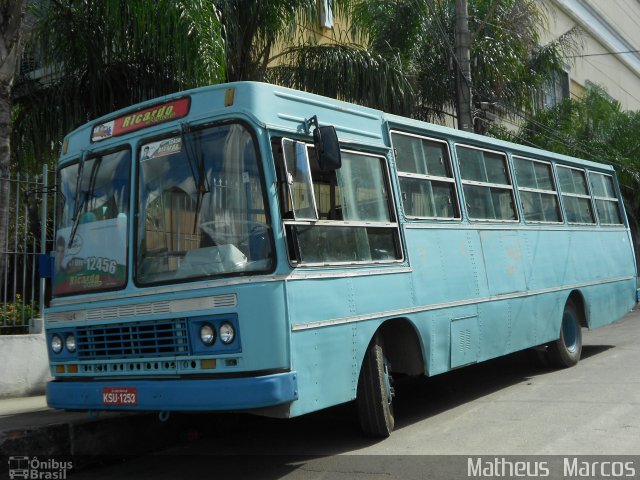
[53,217,127,295]
[140,137,182,161]
[92,121,114,141]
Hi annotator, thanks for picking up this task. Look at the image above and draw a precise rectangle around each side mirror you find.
[313,124,341,171]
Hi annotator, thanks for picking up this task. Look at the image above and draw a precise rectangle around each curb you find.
[0,408,239,474]
[1,413,181,458]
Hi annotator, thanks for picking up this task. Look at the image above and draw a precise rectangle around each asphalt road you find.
[72,308,640,479]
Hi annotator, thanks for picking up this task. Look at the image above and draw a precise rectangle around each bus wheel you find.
[357,334,395,437]
[548,300,583,368]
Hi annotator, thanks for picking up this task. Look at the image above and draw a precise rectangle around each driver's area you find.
[136,122,274,285]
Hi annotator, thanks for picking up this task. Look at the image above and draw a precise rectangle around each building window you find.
[319,0,334,29]
[539,71,570,109]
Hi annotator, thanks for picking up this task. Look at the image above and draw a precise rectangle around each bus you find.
[44,81,637,437]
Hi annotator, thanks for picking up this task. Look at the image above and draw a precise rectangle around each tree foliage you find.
[268,43,411,113]
[12,0,585,171]
[12,0,410,170]
[213,0,412,112]
[0,0,27,297]
[12,0,225,170]
[351,0,581,125]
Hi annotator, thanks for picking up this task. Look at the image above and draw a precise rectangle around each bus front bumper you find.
[46,371,298,411]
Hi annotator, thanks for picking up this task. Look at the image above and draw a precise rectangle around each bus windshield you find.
[136,122,273,285]
[53,149,131,296]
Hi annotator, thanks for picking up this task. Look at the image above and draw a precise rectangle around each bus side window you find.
[391,131,460,220]
[513,156,562,224]
[457,145,517,222]
[556,166,596,224]
[276,137,401,265]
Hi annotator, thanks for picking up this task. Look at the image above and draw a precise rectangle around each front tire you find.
[548,300,583,368]
[356,334,395,438]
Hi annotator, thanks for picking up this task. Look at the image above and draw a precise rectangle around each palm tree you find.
[193,1,411,112]
[349,0,581,128]
[0,0,27,294]
[14,0,582,170]
[12,0,226,170]
[13,0,411,170]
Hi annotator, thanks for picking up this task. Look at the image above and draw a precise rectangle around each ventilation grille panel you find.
[76,319,189,360]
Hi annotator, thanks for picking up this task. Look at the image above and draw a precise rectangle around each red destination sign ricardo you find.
[91,97,190,142]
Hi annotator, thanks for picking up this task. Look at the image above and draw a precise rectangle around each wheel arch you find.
[375,317,425,376]
[566,290,588,328]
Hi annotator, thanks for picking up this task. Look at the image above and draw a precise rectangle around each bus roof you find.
[60,81,614,173]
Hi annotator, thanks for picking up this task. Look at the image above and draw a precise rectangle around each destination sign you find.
[91,97,190,142]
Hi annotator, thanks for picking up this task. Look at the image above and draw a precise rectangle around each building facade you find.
[540,0,640,111]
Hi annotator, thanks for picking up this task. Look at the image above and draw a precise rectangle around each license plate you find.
[102,387,137,406]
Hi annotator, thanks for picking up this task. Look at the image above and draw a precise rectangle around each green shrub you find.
[1,294,38,334]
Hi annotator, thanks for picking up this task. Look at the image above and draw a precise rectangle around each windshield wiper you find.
[68,153,102,248]
[67,151,87,248]
[180,123,211,234]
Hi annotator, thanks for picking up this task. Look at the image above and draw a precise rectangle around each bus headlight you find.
[66,334,77,353]
[51,335,63,354]
[219,322,235,344]
[200,323,216,346]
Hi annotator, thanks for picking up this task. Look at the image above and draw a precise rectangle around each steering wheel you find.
[199,220,269,246]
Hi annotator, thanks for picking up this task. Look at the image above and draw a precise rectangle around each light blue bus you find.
[45,82,636,437]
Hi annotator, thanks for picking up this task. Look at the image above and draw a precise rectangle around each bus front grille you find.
[76,320,190,359]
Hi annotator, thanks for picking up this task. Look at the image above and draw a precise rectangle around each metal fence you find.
[0,165,53,334]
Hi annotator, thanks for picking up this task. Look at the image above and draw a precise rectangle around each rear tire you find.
[548,300,583,368]
[357,334,395,438]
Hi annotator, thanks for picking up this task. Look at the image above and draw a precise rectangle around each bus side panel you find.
[286,273,415,328]
[518,228,632,290]
[286,272,414,416]
[417,306,479,375]
[236,282,291,371]
[418,310,451,376]
[479,230,527,295]
[286,228,635,418]
[404,228,488,305]
[521,229,575,290]
[564,230,635,285]
[581,278,636,329]
[288,324,361,417]
[476,294,564,362]
[594,231,636,280]
[578,229,636,328]
[289,307,462,416]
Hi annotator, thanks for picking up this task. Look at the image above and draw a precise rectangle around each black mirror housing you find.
[313,125,341,171]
